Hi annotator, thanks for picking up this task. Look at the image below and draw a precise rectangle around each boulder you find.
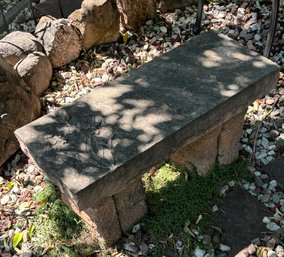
[35,18,82,68]
[68,0,120,50]
[35,15,56,31]
[156,0,197,13]
[0,56,41,168]
[14,52,52,96]
[116,0,156,29]
[0,31,43,66]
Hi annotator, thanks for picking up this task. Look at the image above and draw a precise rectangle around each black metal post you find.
[57,0,64,18]
[193,0,204,35]
[263,0,280,58]
[28,0,37,25]
[0,3,10,33]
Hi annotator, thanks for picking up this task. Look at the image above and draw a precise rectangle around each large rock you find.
[0,31,43,66]
[156,0,197,13]
[68,0,120,50]
[116,0,156,29]
[0,57,41,168]
[35,18,82,68]
[35,15,56,31]
[14,52,53,96]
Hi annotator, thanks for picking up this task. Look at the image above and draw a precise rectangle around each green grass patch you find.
[31,181,100,257]
[29,159,250,257]
[142,158,249,256]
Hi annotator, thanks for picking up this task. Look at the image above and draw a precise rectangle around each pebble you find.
[269,180,277,189]
[267,238,277,248]
[266,222,281,232]
[139,242,148,255]
[254,34,262,41]
[1,195,10,205]
[248,244,257,254]
[271,192,284,204]
[202,235,212,245]
[219,244,231,252]
[124,242,138,253]
[263,217,271,224]
[219,184,229,196]
[267,250,278,257]
[194,246,206,257]
[255,176,264,187]
[160,26,167,33]
[275,245,284,255]
[260,193,271,203]
[21,252,32,257]
[212,230,221,244]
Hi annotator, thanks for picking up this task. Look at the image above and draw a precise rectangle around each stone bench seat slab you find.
[15,31,279,211]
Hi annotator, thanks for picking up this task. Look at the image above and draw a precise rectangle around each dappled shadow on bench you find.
[16,32,278,209]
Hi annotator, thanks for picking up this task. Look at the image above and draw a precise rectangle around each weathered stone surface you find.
[263,156,284,189]
[0,31,43,66]
[213,187,269,256]
[35,18,81,68]
[15,31,279,211]
[62,194,121,246]
[171,126,222,175]
[68,0,120,50]
[156,0,197,13]
[116,0,156,30]
[0,56,41,168]
[114,179,147,232]
[14,52,52,96]
[35,15,56,31]
[218,111,246,165]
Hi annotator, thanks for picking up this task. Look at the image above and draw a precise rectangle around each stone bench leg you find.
[113,178,147,233]
[62,194,122,246]
[217,111,246,165]
[171,126,222,175]
[62,178,147,245]
[171,111,246,175]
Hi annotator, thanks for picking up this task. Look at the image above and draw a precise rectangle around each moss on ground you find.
[142,158,250,256]
[29,159,249,256]
[31,181,100,256]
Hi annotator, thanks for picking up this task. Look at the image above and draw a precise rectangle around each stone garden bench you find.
[15,31,279,245]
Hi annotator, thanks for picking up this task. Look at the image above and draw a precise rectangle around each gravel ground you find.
[0,0,284,256]
[0,0,22,13]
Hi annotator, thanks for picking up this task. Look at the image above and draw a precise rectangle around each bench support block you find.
[171,111,246,174]
[114,179,147,233]
[62,178,146,245]
[218,111,246,165]
[171,126,222,175]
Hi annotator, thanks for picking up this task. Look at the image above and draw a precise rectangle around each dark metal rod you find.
[28,0,37,25]
[0,3,10,32]
[263,0,280,58]
[57,0,64,18]
[193,0,204,35]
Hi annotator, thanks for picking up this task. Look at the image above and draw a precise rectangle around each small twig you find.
[248,95,280,162]
[218,207,226,214]
[249,121,262,162]
[235,168,245,191]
